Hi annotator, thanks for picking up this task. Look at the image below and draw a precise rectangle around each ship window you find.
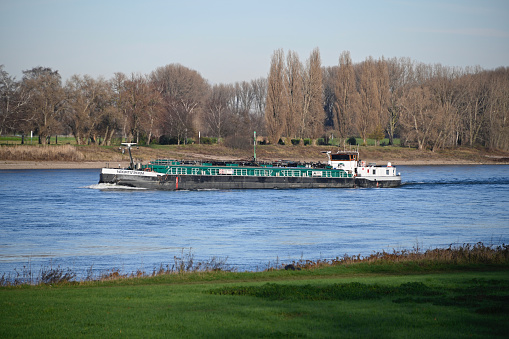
[373,169,376,175]
[386,170,389,175]
[331,154,351,161]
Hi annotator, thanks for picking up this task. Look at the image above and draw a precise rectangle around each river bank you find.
[1,144,508,169]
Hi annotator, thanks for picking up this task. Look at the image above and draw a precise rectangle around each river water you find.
[1,165,508,278]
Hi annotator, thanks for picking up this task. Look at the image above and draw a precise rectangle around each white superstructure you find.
[325,150,401,187]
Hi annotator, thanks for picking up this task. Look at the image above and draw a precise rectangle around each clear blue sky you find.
[1,0,508,84]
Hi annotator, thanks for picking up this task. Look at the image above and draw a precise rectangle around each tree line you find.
[1,48,508,150]
[268,49,509,151]
[0,64,266,147]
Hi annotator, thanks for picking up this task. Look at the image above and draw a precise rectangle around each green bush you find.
[159,135,182,145]
[200,137,217,144]
[303,138,312,146]
[291,139,301,145]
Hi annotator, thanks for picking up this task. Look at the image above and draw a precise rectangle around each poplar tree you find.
[285,50,303,139]
[302,47,323,139]
[356,57,380,144]
[265,49,287,144]
[334,51,358,139]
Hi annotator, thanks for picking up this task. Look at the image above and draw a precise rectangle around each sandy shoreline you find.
[0,158,504,170]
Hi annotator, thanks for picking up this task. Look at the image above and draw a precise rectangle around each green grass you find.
[0,135,403,147]
[1,263,508,338]
[0,135,77,145]
[351,137,401,146]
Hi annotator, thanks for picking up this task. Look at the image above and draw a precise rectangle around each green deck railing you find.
[143,161,352,178]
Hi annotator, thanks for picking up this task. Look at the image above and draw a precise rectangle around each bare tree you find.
[302,48,324,139]
[333,51,358,140]
[64,75,112,145]
[265,49,287,144]
[455,67,489,146]
[400,85,440,150]
[485,67,509,150]
[21,67,65,144]
[0,65,30,136]
[122,73,149,143]
[204,83,234,139]
[285,50,303,139]
[428,64,463,149]
[250,77,267,135]
[322,66,336,133]
[386,57,415,145]
[356,57,380,144]
[374,57,390,144]
[110,72,129,141]
[232,81,254,116]
[144,81,164,145]
[151,64,208,144]
[251,77,267,117]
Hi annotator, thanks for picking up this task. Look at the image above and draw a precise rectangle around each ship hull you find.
[99,169,356,190]
[100,169,402,190]
[354,177,402,188]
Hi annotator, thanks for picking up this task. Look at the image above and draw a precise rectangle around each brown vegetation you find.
[2,143,507,167]
[1,54,508,153]
[284,242,509,270]
[0,144,85,161]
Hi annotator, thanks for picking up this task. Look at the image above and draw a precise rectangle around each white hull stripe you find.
[101,168,161,177]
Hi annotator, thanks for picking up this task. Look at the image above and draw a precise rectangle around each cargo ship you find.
[99,143,401,190]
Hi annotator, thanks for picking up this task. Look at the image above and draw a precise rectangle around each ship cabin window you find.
[373,169,376,175]
[331,154,357,161]
[386,170,389,175]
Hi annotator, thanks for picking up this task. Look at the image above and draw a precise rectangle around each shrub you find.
[291,139,301,145]
[159,135,171,145]
[40,266,76,285]
[200,137,217,144]
[303,138,312,146]
[347,136,357,145]
[160,135,198,145]
[317,138,328,145]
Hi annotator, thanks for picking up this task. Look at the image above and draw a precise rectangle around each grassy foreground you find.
[1,260,508,338]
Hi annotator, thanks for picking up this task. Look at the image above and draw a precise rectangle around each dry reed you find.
[284,242,509,270]
[0,145,85,161]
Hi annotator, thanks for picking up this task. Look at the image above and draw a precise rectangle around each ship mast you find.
[253,131,257,162]
[122,143,136,169]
